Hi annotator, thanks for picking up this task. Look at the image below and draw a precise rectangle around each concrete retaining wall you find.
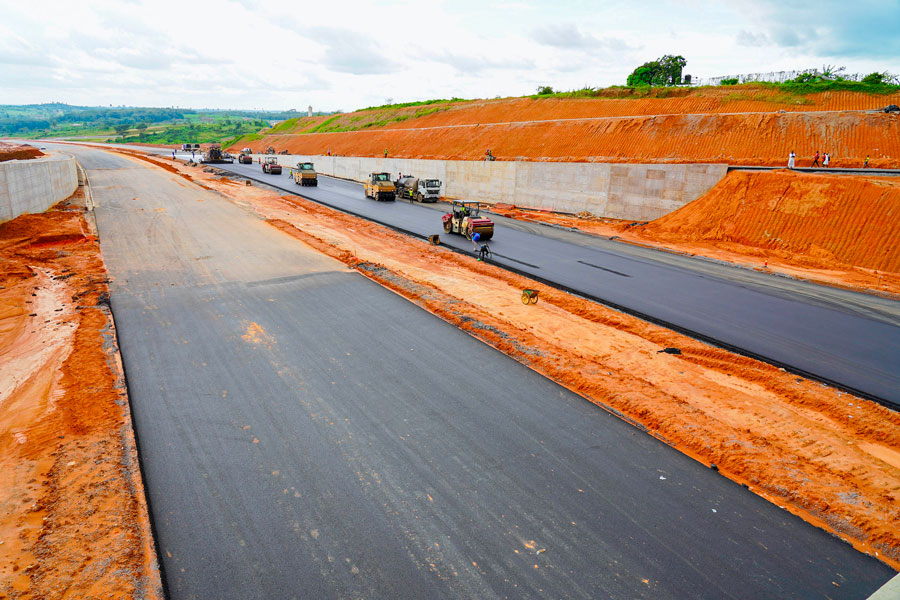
[0,153,78,223]
[257,154,727,220]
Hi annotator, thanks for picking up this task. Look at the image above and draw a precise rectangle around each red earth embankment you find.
[0,142,43,162]
[239,110,899,167]
[275,89,900,136]
[0,194,162,598]
[637,170,900,274]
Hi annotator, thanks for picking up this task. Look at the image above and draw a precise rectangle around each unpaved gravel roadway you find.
[48,143,894,598]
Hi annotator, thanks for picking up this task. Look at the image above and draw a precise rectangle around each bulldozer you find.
[364,172,395,201]
[200,144,234,164]
[238,148,253,164]
[262,156,282,174]
[293,162,318,186]
[442,201,494,240]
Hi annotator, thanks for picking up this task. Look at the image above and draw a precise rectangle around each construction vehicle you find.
[364,172,396,201]
[200,144,234,164]
[265,146,276,154]
[396,176,442,202]
[442,201,494,240]
[238,148,253,164]
[262,156,282,174]
[293,162,318,186]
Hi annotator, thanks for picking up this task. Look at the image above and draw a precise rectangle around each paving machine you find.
[238,148,253,164]
[200,144,234,164]
[293,162,318,186]
[442,201,494,240]
[262,156,282,174]
[364,172,396,201]
[396,176,442,202]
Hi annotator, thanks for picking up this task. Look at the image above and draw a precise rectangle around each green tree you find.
[135,122,148,132]
[536,85,554,95]
[626,55,687,87]
[861,71,888,85]
[114,123,130,136]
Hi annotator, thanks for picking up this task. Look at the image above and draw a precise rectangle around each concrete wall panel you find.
[0,153,78,223]
[261,154,727,220]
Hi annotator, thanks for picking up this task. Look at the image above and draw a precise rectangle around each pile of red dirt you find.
[0,142,43,162]
[239,110,899,167]
[0,194,161,598]
[637,169,900,274]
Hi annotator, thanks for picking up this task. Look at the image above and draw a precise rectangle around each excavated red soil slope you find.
[638,169,900,273]
[0,142,43,162]
[276,89,900,135]
[241,110,899,167]
[377,91,900,129]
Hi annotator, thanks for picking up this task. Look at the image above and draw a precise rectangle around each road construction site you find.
[2,86,900,598]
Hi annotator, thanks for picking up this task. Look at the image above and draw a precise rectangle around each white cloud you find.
[0,0,896,111]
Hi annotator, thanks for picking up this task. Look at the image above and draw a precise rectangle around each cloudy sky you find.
[1,0,897,112]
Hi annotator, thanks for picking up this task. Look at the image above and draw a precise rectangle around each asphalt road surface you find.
[206,157,900,408]
[42,143,893,598]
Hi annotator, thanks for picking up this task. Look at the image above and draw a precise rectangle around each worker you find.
[384,149,388,158]
[471,231,481,251]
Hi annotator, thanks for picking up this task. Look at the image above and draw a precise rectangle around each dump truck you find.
[262,156,282,174]
[238,148,253,164]
[442,201,494,240]
[200,144,234,164]
[364,172,396,201]
[396,176,442,202]
[293,162,318,186]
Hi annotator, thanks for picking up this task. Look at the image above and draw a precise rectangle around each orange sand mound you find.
[240,110,899,167]
[154,154,900,568]
[0,194,161,598]
[0,142,43,162]
[639,170,900,273]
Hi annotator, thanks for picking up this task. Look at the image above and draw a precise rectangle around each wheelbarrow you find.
[521,289,539,305]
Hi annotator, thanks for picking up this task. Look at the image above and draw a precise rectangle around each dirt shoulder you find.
[0,189,162,598]
[119,150,900,570]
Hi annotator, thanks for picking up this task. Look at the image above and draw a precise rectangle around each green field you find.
[0,103,324,146]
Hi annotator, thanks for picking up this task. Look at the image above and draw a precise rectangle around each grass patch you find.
[306,115,342,133]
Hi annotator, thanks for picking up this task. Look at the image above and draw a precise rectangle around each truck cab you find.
[419,179,442,202]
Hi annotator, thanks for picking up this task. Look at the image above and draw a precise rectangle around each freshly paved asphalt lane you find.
[47,143,895,598]
[208,158,900,408]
